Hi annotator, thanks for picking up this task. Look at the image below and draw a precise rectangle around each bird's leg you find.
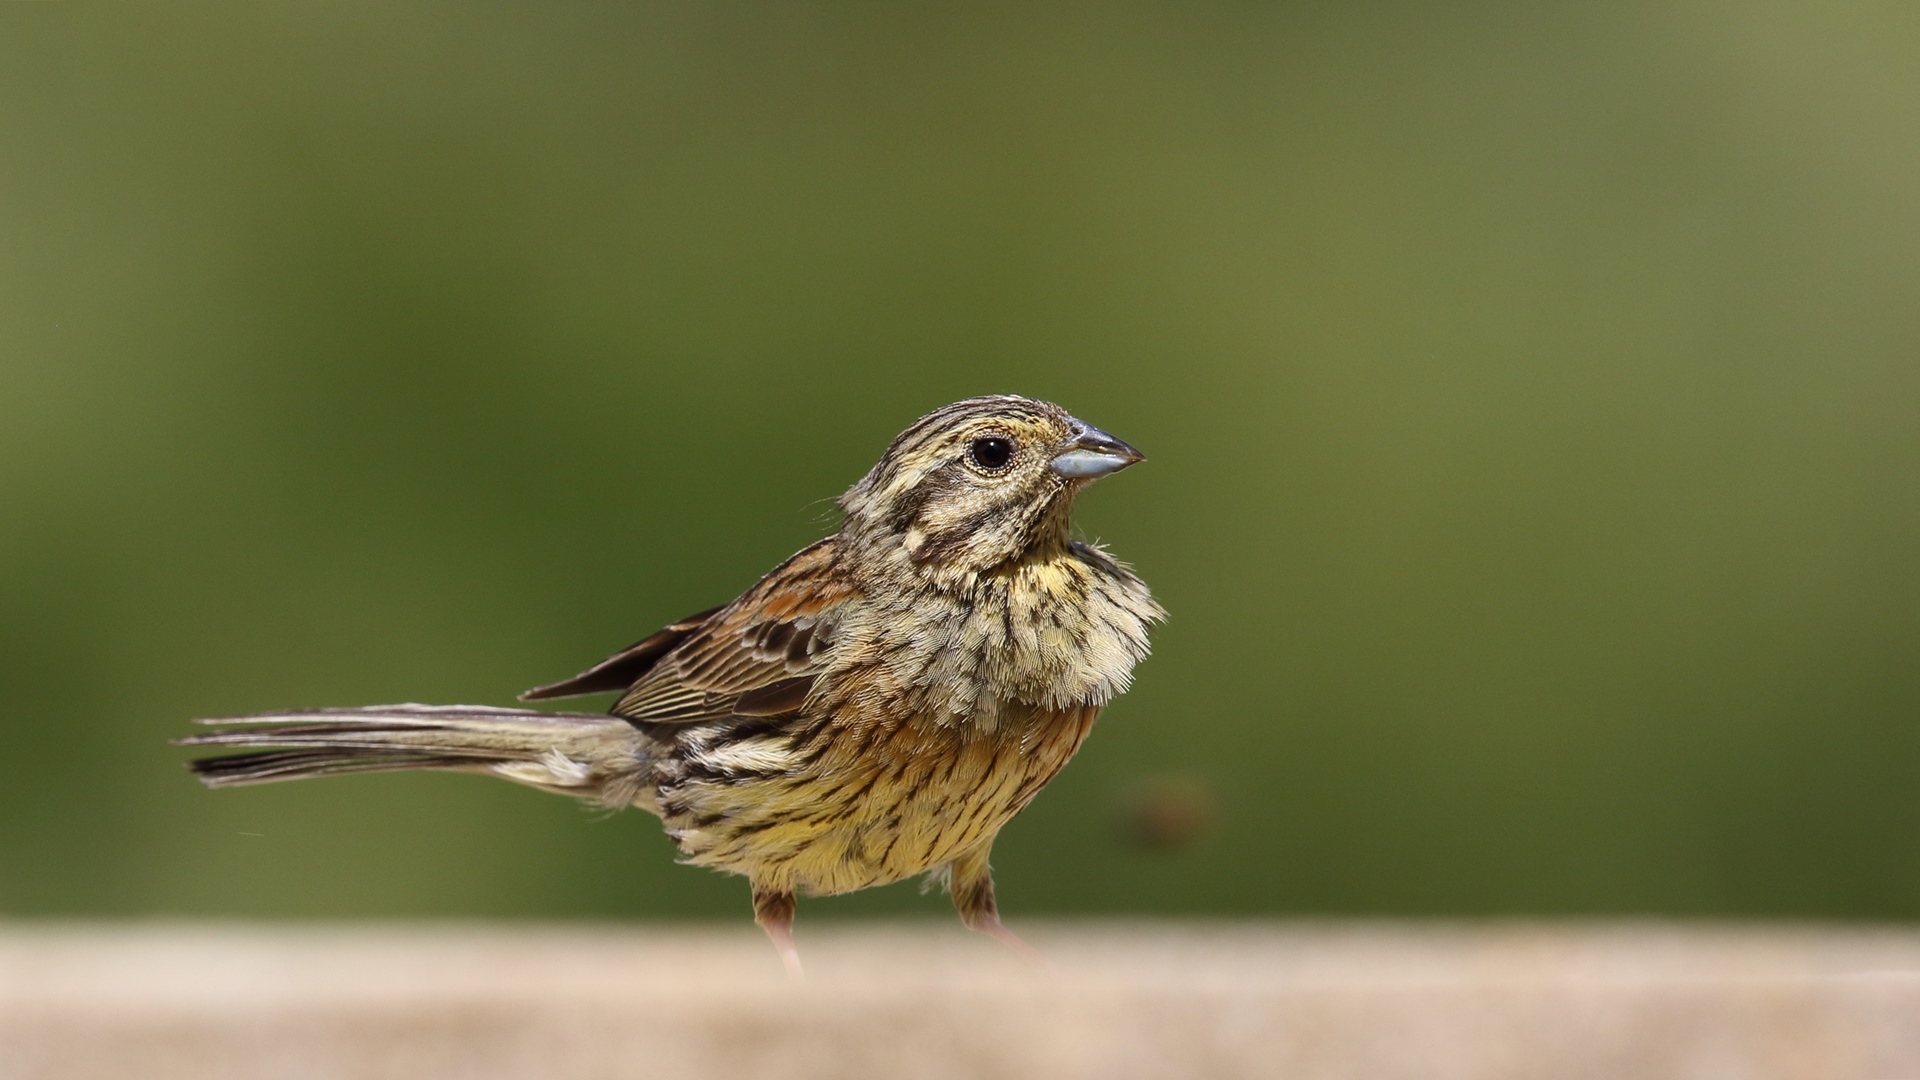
[752,885,805,981]
[947,844,1045,967]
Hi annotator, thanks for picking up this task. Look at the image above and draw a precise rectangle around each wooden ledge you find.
[3,922,1917,1079]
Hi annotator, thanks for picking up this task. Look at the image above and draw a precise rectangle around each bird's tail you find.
[177,705,651,809]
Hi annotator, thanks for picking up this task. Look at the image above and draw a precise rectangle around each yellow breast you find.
[664,702,1100,896]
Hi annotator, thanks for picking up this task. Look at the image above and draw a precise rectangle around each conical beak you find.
[1050,419,1146,479]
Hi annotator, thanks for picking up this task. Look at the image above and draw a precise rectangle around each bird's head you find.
[838,395,1144,581]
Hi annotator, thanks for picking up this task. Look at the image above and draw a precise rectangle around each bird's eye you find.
[967,436,1015,471]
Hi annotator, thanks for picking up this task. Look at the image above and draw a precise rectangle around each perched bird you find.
[181,395,1163,976]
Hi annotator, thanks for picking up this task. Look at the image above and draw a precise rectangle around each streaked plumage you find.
[182,395,1162,975]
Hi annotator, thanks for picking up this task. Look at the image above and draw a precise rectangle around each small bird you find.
[181,395,1162,976]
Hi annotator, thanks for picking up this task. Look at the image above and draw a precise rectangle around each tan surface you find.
[1,922,1917,1079]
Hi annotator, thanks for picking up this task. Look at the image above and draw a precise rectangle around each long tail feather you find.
[177,704,650,807]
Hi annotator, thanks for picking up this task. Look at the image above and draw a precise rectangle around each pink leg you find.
[752,886,805,981]
[948,845,1048,969]
[969,909,1046,966]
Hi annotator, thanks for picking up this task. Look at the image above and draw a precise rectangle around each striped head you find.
[838,395,1144,579]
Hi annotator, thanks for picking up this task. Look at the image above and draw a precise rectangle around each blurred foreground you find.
[3,921,1916,1080]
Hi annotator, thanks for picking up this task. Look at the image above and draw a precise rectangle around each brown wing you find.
[612,538,851,725]
[519,606,725,701]
[525,538,852,724]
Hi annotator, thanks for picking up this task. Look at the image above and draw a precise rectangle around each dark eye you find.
[967,436,1014,471]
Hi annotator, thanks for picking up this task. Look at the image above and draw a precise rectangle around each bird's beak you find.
[1050,419,1146,479]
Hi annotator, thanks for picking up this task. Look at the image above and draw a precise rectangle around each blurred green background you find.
[3,1,1917,921]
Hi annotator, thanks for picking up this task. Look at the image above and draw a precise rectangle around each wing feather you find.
[609,539,853,726]
[518,606,724,701]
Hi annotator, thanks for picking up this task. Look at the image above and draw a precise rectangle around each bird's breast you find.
[663,700,1102,896]
[836,543,1160,729]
